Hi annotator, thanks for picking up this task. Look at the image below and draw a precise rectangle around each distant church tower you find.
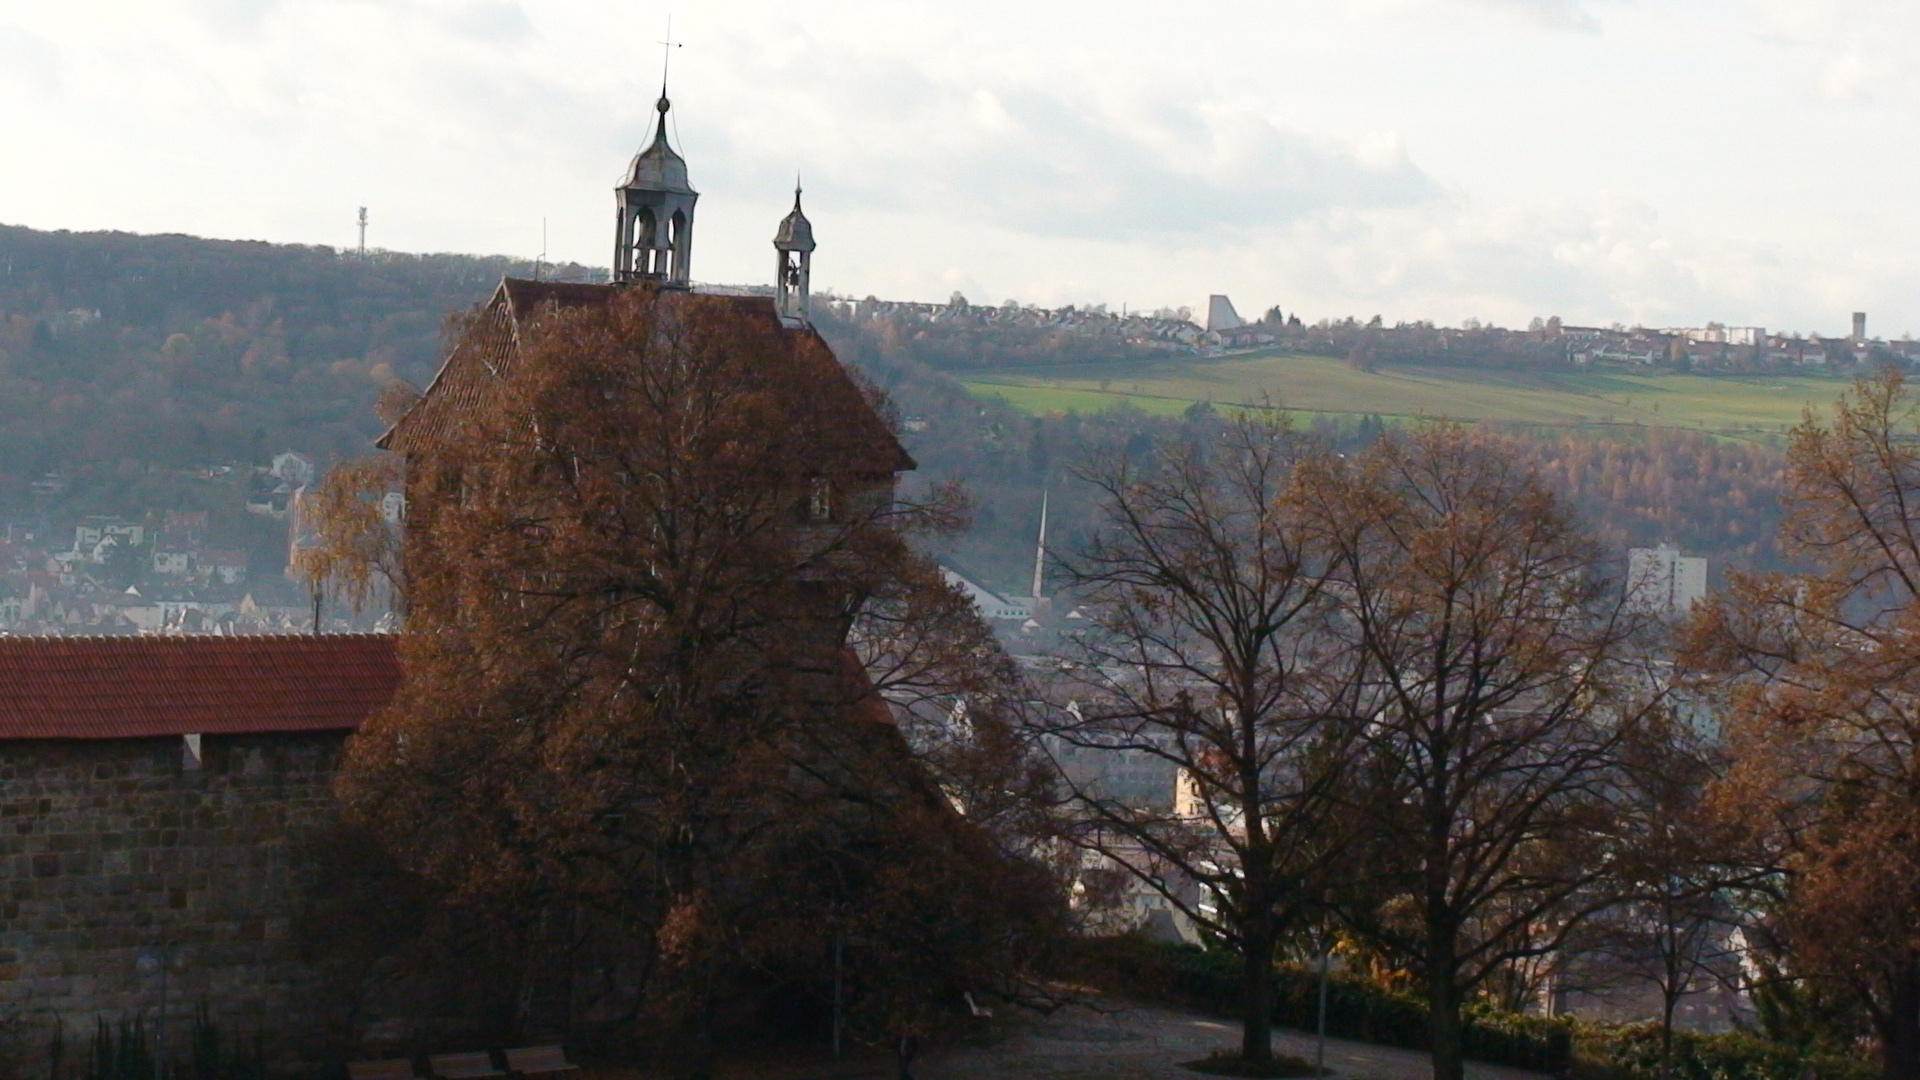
[774,185,815,325]
[615,95,698,286]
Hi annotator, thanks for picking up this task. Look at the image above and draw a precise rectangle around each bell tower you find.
[774,185,815,325]
[615,95,698,286]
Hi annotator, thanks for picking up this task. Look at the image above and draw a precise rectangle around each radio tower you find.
[357,207,368,256]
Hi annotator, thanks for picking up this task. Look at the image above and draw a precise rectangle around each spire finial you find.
[658,16,681,102]
[794,172,804,211]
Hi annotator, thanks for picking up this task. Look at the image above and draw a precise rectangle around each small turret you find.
[615,95,698,286]
[774,184,815,325]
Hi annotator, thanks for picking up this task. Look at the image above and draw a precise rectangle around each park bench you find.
[503,1045,580,1077]
[347,1061,417,1080]
[427,1051,506,1079]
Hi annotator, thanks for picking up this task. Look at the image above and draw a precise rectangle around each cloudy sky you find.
[3,0,1919,334]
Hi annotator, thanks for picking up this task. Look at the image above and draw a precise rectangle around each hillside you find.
[960,351,1854,438]
[0,224,1794,606]
[0,225,606,578]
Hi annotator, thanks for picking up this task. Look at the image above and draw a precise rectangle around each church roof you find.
[620,97,695,195]
[0,634,400,740]
[380,278,915,475]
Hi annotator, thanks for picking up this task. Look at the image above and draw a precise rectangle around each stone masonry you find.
[1,731,347,1076]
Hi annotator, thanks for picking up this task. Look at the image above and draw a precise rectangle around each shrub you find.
[1574,1023,1873,1080]
[1070,938,1574,1073]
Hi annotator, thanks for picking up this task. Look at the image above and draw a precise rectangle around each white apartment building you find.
[1627,543,1708,616]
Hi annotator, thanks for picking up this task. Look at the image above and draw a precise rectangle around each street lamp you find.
[136,944,173,1080]
[1315,929,1332,1078]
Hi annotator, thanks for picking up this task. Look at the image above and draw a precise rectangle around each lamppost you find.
[1315,928,1332,1078]
[831,928,844,1059]
[136,944,174,1080]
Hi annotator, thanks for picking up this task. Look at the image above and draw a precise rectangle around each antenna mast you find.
[356,207,367,256]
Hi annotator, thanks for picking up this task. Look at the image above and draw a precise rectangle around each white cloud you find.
[2,0,1920,334]
[1342,0,1603,32]
[687,45,1439,243]
[1742,0,1920,100]
[0,25,63,97]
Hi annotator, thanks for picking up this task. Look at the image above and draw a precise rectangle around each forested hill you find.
[0,225,598,493]
[0,224,1787,599]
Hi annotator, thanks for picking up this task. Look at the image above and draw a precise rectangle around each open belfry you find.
[0,93,911,1074]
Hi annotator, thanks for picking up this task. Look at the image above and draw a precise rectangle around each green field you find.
[961,351,1855,436]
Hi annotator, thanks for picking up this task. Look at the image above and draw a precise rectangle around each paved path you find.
[577,999,1555,1080]
[913,1000,1551,1080]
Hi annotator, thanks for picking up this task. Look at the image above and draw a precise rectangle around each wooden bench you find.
[503,1046,580,1077]
[347,1061,417,1080]
[427,1051,506,1079]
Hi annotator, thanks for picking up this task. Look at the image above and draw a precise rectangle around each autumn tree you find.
[1300,426,1656,1080]
[1686,371,1920,1080]
[334,283,1058,1075]
[1041,414,1365,1070]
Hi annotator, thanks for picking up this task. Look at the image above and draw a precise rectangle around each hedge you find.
[1073,938,1573,1073]
[1074,938,1879,1080]
[1574,1024,1874,1080]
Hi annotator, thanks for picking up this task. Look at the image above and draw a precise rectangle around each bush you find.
[1072,938,1880,1080]
[1574,1023,1874,1080]
[1070,938,1574,1073]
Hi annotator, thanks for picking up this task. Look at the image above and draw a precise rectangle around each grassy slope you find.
[962,350,1853,436]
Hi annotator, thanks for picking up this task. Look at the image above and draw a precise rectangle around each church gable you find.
[381,280,914,478]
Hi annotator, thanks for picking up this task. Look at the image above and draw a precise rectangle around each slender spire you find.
[652,18,681,147]
[1031,488,1049,601]
[658,16,680,100]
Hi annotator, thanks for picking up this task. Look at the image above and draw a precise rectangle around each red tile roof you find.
[379,278,915,476]
[0,635,400,740]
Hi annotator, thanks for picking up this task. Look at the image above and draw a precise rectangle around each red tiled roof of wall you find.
[0,634,400,740]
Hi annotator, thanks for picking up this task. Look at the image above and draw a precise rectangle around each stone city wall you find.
[0,731,347,1076]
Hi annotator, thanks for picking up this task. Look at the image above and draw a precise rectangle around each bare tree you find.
[1299,426,1655,1080]
[1585,711,1756,1051]
[1040,414,1365,1069]
[291,452,407,621]
[292,379,420,622]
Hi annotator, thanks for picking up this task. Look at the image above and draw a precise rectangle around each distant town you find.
[0,451,390,634]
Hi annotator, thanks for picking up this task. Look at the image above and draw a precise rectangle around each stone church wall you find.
[0,731,347,1076]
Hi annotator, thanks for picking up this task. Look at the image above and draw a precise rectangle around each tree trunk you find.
[1426,938,1465,1080]
[1882,959,1920,1080]
[1241,922,1276,1065]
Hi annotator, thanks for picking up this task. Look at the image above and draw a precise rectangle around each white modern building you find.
[1627,543,1708,616]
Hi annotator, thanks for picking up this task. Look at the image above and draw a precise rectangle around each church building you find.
[379,88,911,511]
[0,92,911,1075]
